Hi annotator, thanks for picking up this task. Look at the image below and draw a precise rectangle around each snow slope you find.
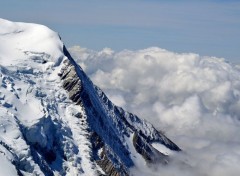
[0,18,180,176]
[0,18,99,176]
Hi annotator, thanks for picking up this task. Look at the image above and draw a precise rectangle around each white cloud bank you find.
[69,46,240,176]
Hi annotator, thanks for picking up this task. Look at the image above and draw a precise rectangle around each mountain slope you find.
[0,18,180,176]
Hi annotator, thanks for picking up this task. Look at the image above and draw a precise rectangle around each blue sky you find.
[1,0,240,63]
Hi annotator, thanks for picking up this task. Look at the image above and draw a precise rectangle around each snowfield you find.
[0,18,94,175]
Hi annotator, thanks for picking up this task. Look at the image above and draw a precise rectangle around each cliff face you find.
[0,18,180,176]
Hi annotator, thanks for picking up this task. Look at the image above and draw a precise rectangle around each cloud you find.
[69,45,240,175]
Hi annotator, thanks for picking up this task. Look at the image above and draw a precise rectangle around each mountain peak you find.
[0,18,63,67]
[0,19,180,176]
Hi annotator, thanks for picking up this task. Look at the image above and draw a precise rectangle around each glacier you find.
[0,19,180,176]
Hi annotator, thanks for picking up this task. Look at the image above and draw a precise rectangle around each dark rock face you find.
[132,132,167,164]
[59,47,181,175]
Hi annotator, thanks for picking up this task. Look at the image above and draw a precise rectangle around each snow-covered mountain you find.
[0,18,180,176]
